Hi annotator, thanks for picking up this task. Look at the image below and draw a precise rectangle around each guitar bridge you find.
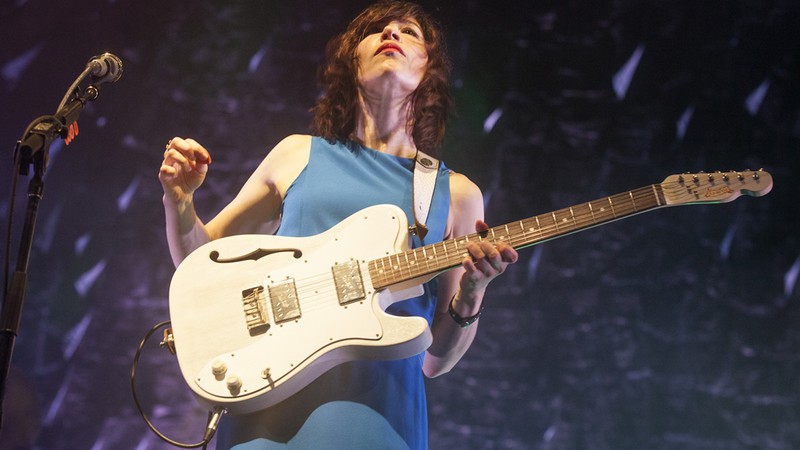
[242,286,270,336]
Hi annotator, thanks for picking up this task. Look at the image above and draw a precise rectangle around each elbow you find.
[422,353,454,378]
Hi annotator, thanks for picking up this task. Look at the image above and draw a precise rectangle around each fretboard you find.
[368,183,666,289]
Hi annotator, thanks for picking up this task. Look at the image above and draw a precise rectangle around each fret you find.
[607,196,616,218]
[450,239,460,260]
[615,192,634,215]
[651,184,662,206]
[442,243,452,269]
[628,191,638,212]
[551,212,560,234]
[394,253,403,279]
[535,216,542,238]
[381,258,394,280]
[572,203,592,229]
[594,199,612,221]
[368,260,377,285]
[633,188,651,209]
[410,249,420,276]
[388,256,396,280]
[587,200,597,223]
[447,239,457,266]
[569,207,577,230]
[421,245,430,272]
[554,208,571,232]
[399,253,408,279]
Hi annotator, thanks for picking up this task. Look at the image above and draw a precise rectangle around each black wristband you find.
[447,294,484,328]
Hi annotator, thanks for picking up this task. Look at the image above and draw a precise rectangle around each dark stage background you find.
[1,1,798,449]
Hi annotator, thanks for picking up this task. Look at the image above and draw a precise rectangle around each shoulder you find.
[257,134,312,175]
[449,171,482,210]
[264,134,313,163]
[254,134,313,196]
[446,171,484,237]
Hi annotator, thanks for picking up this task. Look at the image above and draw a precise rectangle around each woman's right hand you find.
[159,137,213,203]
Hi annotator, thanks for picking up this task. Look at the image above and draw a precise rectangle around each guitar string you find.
[254,176,753,317]
[370,184,665,287]
[355,174,754,290]
[372,171,758,286]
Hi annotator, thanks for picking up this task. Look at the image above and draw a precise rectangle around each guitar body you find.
[169,204,432,414]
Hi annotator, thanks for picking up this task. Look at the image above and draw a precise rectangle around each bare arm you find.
[423,172,518,377]
[159,134,311,267]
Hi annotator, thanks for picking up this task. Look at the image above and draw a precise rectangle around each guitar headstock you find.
[661,169,773,205]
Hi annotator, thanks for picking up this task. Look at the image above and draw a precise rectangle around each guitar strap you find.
[411,149,439,241]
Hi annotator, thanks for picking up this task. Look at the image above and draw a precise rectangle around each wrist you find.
[447,292,484,328]
[163,193,194,211]
[163,194,200,235]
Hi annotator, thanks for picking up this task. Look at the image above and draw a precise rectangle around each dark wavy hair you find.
[310,1,453,156]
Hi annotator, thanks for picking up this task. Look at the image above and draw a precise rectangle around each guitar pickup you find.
[241,286,270,336]
[332,260,365,305]
[268,279,301,323]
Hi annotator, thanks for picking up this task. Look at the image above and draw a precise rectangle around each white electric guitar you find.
[168,169,772,414]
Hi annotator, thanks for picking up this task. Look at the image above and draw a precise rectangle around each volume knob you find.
[226,375,243,395]
[211,360,227,379]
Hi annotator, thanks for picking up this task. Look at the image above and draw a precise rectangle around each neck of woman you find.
[351,87,417,158]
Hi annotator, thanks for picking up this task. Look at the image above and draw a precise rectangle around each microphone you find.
[86,52,123,85]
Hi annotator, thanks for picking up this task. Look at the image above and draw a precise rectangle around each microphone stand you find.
[0,70,102,432]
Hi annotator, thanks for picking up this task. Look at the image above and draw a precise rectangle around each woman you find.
[159,2,517,448]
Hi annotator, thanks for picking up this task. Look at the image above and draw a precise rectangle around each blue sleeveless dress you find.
[215,137,451,450]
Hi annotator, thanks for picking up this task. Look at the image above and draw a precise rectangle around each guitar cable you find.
[131,320,226,449]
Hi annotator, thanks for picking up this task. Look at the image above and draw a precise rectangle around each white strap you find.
[412,150,439,240]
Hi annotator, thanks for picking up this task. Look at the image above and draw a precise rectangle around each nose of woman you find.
[380,24,401,41]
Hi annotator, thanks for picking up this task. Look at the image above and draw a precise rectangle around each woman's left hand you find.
[459,220,519,297]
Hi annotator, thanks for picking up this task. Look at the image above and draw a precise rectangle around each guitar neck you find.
[369,183,666,289]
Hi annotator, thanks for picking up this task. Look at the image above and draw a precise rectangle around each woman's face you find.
[355,18,429,94]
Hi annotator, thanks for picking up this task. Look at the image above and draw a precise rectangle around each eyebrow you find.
[400,19,423,30]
